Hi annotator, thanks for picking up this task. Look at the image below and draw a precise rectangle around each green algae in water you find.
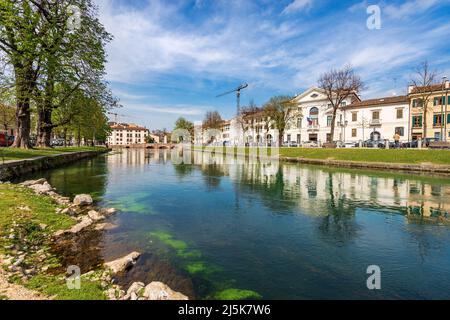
[108,192,155,215]
[213,288,262,300]
[149,231,190,253]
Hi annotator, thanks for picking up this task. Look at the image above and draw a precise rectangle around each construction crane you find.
[107,112,132,123]
[216,83,249,115]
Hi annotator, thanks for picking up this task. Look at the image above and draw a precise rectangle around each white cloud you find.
[95,0,450,117]
[384,0,441,19]
[282,0,312,15]
[125,103,205,116]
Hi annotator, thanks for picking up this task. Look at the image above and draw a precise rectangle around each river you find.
[18,148,450,299]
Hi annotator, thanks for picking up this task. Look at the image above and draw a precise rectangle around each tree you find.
[318,65,364,142]
[262,96,298,147]
[0,103,15,133]
[203,111,223,130]
[409,61,438,140]
[0,1,44,148]
[32,0,113,147]
[236,100,260,144]
[0,0,116,148]
[174,117,194,142]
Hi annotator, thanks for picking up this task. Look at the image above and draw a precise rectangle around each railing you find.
[370,119,382,126]
[307,124,320,130]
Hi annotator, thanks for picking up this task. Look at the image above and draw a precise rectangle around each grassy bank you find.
[0,146,107,162]
[0,183,106,300]
[279,148,450,165]
[194,147,450,165]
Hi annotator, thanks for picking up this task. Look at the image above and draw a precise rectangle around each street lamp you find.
[442,76,448,141]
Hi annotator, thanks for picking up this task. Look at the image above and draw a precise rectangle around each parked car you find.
[341,142,357,148]
[289,142,299,148]
[401,140,419,148]
[51,139,65,147]
[357,139,386,148]
[302,141,319,148]
[0,133,14,147]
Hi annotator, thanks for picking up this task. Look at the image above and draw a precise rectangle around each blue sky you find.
[95,0,450,130]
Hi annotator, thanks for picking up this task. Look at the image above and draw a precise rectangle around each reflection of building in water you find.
[196,153,450,221]
[407,183,450,221]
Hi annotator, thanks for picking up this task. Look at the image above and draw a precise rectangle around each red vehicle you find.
[0,133,14,147]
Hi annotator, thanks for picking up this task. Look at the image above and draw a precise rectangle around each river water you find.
[18,149,450,299]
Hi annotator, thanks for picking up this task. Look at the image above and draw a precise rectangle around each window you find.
[412,99,423,108]
[434,96,446,106]
[341,101,347,107]
[352,129,357,137]
[395,127,405,136]
[396,109,404,119]
[372,111,380,120]
[310,107,319,116]
[297,134,301,143]
[447,113,450,124]
[287,134,291,142]
[352,112,357,122]
[412,115,423,128]
[297,118,302,129]
[327,116,332,127]
[433,114,444,127]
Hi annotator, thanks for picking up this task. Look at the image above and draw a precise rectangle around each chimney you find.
[408,85,414,94]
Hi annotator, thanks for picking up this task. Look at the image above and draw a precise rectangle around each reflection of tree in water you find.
[173,163,194,180]
[317,173,360,244]
[236,163,297,213]
[18,156,109,199]
[201,164,224,190]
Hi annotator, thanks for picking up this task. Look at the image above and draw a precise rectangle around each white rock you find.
[94,223,118,231]
[69,217,93,233]
[102,208,118,216]
[53,217,93,237]
[73,194,93,206]
[61,207,76,216]
[21,179,47,187]
[88,210,105,221]
[104,252,140,274]
[143,282,189,301]
[126,282,145,297]
[29,182,53,194]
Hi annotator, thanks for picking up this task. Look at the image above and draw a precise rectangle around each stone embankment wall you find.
[0,150,109,181]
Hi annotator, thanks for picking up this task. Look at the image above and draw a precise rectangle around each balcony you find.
[370,119,382,126]
[307,124,320,131]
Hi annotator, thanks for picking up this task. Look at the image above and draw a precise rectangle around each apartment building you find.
[408,81,450,141]
[107,122,149,146]
[286,87,360,144]
[342,96,410,143]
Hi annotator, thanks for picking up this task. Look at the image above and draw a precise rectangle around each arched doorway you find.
[370,131,381,141]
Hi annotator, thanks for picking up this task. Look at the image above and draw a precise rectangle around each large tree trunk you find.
[11,65,34,149]
[37,108,53,148]
[329,110,337,143]
[278,129,284,147]
[422,106,428,140]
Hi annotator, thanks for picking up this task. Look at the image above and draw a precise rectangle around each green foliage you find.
[279,148,450,165]
[0,146,107,161]
[0,184,75,244]
[26,275,107,300]
[213,288,262,300]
